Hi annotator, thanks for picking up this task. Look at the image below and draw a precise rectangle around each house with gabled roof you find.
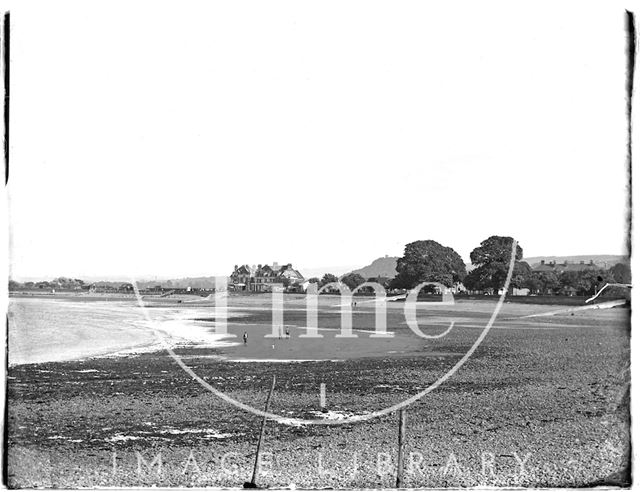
[230,262,305,292]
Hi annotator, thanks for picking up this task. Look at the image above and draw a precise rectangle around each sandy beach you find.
[6,294,631,487]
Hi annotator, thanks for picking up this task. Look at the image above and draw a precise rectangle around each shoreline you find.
[9,290,625,307]
[8,297,243,367]
[9,295,629,368]
[7,307,631,488]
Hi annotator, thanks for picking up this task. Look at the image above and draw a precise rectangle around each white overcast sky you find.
[4,1,634,280]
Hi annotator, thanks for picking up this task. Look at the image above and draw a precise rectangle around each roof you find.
[255,264,278,276]
[278,265,304,279]
[531,261,599,273]
[232,264,256,276]
[231,263,305,280]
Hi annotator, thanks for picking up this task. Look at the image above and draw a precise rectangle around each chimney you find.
[590,259,594,265]
[563,260,568,266]
[540,260,545,265]
[234,264,238,271]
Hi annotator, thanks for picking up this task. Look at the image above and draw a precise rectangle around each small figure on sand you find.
[243,331,248,345]
[285,327,290,339]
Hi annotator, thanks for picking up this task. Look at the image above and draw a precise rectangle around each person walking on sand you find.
[243,331,248,345]
[285,327,290,339]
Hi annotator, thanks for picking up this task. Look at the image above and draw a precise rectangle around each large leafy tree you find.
[610,263,631,284]
[8,280,22,291]
[320,273,339,287]
[462,267,492,292]
[464,236,524,291]
[523,274,543,294]
[341,272,366,290]
[560,269,614,296]
[470,236,523,266]
[511,261,532,288]
[391,240,467,289]
[530,270,561,294]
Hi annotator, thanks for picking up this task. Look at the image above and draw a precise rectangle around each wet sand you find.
[6,297,631,488]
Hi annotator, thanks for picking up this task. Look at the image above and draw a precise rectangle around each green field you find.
[7,296,630,488]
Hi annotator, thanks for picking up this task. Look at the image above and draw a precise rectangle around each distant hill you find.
[351,256,399,279]
[524,255,627,268]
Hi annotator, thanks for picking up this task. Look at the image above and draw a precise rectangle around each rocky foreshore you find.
[7,305,631,488]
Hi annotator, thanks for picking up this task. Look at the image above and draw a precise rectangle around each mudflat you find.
[7,296,630,488]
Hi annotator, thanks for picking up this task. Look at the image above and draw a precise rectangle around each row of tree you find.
[513,266,631,296]
[9,277,87,291]
[312,236,630,297]
[10,236,630,298]
[8,277,141,292]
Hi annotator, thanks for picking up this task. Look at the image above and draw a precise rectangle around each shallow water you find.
[8,298,236,366]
